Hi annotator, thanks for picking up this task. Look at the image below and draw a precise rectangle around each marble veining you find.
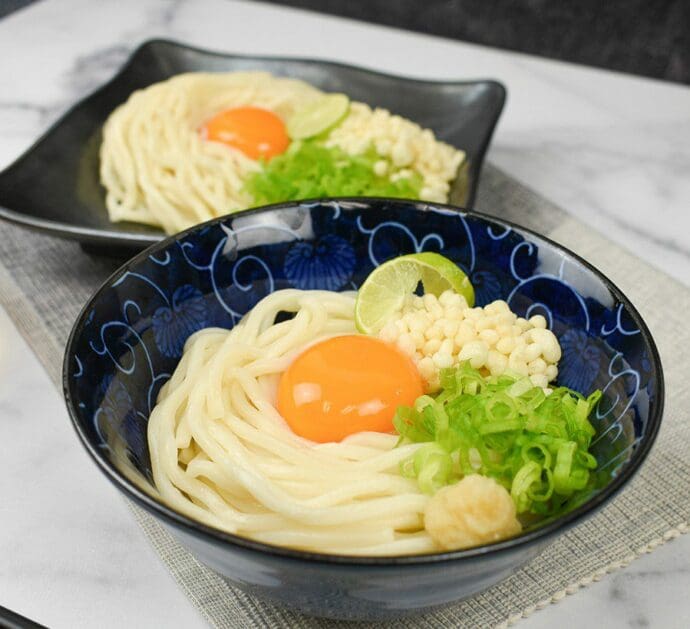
[0,0,688,627]
[62,44,131,95]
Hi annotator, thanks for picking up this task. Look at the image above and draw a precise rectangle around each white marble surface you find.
[0,1,688,627]
[0,307,205,629]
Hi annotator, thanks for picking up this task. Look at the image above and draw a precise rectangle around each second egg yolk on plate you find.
[277,335,424,443]
[200,106,289,160]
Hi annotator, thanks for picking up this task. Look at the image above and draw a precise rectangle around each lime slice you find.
[287,93,350,140]
[355,252,475,334]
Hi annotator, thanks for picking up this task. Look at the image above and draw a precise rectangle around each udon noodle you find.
[148,289,434,555]
[100,73,322,234]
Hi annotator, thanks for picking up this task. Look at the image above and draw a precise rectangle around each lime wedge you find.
[287,93,350,140]
[355,252,475,334]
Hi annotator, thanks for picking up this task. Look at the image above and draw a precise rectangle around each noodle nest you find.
[100,72,322,234]
[148,289,434,556]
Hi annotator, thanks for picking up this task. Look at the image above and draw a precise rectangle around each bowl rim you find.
[62,198,665,566]
[0,37,506,247]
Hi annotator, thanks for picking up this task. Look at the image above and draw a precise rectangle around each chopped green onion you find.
[245,140,422,205]
[394,362,603,517]
[511,460,542,513]
[412,444,453,494]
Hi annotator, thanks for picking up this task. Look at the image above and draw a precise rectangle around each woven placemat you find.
[0,164,687,628]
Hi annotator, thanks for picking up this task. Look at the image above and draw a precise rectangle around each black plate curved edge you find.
[0,605,48,629]
[0,39,506,250]
[62,198,664,567]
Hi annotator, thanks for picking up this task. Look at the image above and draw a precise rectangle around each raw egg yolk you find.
[277,335,424,443]
[200,106,289,160]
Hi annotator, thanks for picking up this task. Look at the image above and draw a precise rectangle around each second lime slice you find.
[287,93,350,140]
[355,252,475,335]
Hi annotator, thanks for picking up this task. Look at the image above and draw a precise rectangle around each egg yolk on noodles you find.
[200,106,289,160]
[277,335,424,443]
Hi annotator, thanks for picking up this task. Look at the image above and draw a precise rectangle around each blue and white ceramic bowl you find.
[63,199,663,620]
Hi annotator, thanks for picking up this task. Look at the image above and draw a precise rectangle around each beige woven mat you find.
[0,164,687,628]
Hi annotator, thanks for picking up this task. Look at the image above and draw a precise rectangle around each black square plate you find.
[0,39,506,250]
